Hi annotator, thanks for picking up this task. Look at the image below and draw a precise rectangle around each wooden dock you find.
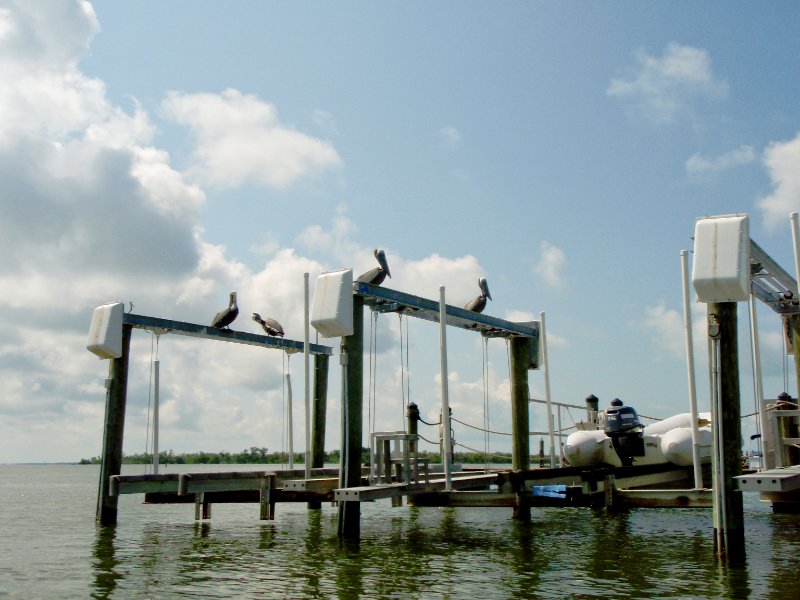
[107,462,711,522]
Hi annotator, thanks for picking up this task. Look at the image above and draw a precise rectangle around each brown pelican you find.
[355,248,391,285]
[211,291,239,329]
[252,312,284,337]
[464,277,491,313]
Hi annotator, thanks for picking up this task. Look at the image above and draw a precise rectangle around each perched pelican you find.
[355,248,391,285]
[464,278,492,313]
[211,291,239,329]
[252,312,285,337]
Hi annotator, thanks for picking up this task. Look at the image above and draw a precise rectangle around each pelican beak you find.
[376,249,391,278]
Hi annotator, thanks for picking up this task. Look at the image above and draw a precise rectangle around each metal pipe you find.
[791,212,800,293]
[540,312,556,467]
[749,292,768,469]
[153,359,160,475]
[286,372,294,469]
[304,272,311,480]
[439,286,453,490]
[681,250,703,488]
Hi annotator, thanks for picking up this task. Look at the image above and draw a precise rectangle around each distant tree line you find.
[79,447,517,465]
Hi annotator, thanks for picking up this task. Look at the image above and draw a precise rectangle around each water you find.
[1,464,799,599]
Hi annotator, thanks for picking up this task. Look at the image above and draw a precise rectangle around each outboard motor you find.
[604,398,645,466]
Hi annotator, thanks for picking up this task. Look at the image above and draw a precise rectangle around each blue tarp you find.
[532,484,567,498]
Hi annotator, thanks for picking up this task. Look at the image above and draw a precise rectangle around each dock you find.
[108,462,711,523]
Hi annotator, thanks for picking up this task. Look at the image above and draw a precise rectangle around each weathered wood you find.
[709,302,745,561]
[510,336,531,520]
[338,295,363,539]
[308,353,329,510]
[96,324,132,526]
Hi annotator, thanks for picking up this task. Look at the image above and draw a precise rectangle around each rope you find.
[482,336,490,468]
[418,416,441,427]
[453,439,511,459]
[451,415,512,436]
[417,432,440,447]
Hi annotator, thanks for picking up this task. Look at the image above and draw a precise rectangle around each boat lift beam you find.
[749,239,799,315]
[354,282,540,342]
[123,313,333,355]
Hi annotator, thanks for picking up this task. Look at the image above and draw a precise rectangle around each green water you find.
[1,464,798,598]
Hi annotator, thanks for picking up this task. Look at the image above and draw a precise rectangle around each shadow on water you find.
[92,526,122,599]
[84,500,800,599]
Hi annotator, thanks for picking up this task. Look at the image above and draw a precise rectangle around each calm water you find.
[1,464,799,599]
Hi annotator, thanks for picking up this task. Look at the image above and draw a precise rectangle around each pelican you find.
[464,277,492,313]
[211,291,239,329]
[355,248,391,285]
[252,312,284,337]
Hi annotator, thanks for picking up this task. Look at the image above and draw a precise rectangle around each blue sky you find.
[2,1,800,462]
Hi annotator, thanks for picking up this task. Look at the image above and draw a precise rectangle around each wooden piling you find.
[96,324,132,526]
[338,295,363,539]
[308,353,329,510]
[510,335,531,520]
[709,302,745,562]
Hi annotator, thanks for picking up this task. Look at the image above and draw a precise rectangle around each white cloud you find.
[161,89,343,189]
[686,145,756,176]
[439,126,462,146]
[758,132,800,230]
[535,241,567,291]
[607,43,728,124]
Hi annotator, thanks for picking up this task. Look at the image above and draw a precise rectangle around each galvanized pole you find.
[304,272,311,480]
[438,286,453,491]
[286,373,294,469]
[789,212,800,404]
[96,324,132,526]
[338,295,363,539]
[748,293,768,469]
[153,358,160,475]
[681,250,703,488]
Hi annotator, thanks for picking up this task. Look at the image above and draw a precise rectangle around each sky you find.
[2,1,800,463]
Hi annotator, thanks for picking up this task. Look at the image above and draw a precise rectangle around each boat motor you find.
[604,398,645,466]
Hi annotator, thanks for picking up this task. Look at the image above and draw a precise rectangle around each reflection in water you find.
[92,526,122,599]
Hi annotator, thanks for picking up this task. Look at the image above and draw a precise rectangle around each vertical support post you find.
[709,303,745,562]
[304,272,311,481]
[681,250,704,488]
[308,353,329,509]
[748,294,769,469]
[539,312,556,467]
[510,335,531,520]
[96,324,132,526]
[153,358,160,476]
[438,286,453,491]
[338,295,363,539]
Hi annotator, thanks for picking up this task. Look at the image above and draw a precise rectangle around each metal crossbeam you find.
[354,282,539,339]
[123,313,333,355]
[750,239,799,315]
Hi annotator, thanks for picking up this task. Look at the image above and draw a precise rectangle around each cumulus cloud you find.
[535,241,567,291]
[758,132,800,230]
[439,126,462,146]
[686,145,756,177]
[161,89,343,189]
[607,43,728,124]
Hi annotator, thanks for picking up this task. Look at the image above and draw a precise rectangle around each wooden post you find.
[709,303,745,562]
[96,324,132,526]
[338,295,363,539]
[510,335,531,520]
[308,353,329,510]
